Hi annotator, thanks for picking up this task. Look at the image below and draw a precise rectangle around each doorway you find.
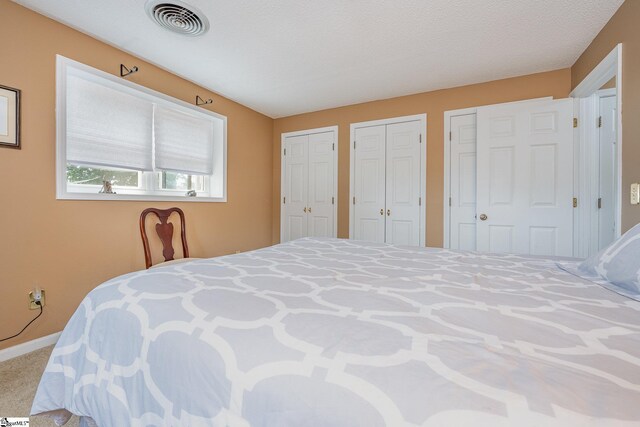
[571,43,623,258]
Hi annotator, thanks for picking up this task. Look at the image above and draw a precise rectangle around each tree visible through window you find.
[66,164,139,187]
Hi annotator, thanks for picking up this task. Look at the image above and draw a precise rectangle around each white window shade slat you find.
[66,73,154,171]
[154,106,214,175]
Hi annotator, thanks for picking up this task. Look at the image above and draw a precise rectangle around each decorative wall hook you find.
[120,64,139,77]
[196,95,213,106]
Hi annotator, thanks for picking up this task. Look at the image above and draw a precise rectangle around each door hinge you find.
[449,197,452,207]
[332,196,335,205]
[419,197,422,206]
[353,196,356,205]
[573,197,578,208]
[449,131,452,141]
[419,134,422,143]
[573,118,578,128]
[598,197,602,209]
[332,143,335,151]
[284,148,286,156]
[598,116,602,128]
[353,141,356,150]
[283,196,286,204]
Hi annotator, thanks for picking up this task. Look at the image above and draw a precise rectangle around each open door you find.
[476,98,574,256]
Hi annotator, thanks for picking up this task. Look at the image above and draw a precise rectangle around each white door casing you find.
[571,44,623,257]
[280,126,338,243]
[385,121,422,246]
[353,125,387,243]
[308,131,336,238]
[282,134,308,242]
[448,113,477,251]
[476,98,574,256]
[598,94,617,249]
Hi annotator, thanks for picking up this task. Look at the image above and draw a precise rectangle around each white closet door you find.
[385,121,422,246]
[476,99,574,256]
[308,131,335,238]
[449,114,477,251]
[598,95,617,249]
[353,125,386,243]
[283,135,308,242]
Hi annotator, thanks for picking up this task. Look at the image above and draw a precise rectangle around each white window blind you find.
[66,71,154,171]
[154,106,214,175]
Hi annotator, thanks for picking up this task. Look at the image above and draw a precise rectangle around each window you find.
[56,55,227,202]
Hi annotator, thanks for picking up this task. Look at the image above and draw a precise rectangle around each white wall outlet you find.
[631,183,640,205]
[28,286,45,309]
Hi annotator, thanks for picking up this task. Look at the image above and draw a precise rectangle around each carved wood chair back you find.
[139,207,190,269]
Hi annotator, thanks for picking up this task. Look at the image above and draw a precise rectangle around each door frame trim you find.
[570,43,623,257]
[349,114,427,246]
[280,125,339,242]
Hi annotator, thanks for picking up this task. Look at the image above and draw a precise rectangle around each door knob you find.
[380,208,384,215]
[308,207,312,213]
[479,213,488,221]
[304,207,307,213]
[387,209,391,216]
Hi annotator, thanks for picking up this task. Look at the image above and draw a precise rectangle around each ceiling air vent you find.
[145,0,209,37]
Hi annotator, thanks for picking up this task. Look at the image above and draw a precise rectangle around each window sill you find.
[56,191,226,203]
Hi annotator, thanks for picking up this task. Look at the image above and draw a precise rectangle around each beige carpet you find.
[0,345,79,426]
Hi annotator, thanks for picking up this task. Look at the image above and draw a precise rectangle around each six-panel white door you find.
[353,125,387,243]
[476,99,574,256]
[282,130,336,242]
[283,134,309,242]
[385,121,422,246]
[353,120,422,245]
[449,114,477,251]
[308,131,336,238]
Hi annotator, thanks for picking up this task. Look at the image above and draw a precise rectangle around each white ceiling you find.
[15,0,623,118]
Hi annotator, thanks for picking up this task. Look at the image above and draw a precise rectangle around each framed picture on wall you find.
[0,84,21,149]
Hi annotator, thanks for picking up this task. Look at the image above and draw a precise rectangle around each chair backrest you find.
[139,207,189,269]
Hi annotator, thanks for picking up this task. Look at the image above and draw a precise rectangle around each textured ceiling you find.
[14,0,623,118]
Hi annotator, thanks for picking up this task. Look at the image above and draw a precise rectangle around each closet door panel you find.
[449,114,477,251]
[308,131,335,238]
[353,125,386,243]
[283,135,308,242]
[385,121,422,246]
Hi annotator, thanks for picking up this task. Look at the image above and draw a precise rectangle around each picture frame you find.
[0,84,21,149]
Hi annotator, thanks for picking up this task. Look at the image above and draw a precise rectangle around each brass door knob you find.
[479,213,488,221]
[308,207,312,213]
[387,209,391,216]
[304,207,307,213]
[380,209,384,215]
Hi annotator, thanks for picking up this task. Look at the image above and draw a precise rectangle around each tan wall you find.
[571,0,640,232]
[272,69,571,245]
[0,1,273,350]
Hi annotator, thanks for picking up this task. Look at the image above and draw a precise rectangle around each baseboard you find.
[0,331,62,363]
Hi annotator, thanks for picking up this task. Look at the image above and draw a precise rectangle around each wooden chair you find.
[140,207,197,269]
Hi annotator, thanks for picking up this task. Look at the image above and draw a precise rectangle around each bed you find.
[32,237,640,426]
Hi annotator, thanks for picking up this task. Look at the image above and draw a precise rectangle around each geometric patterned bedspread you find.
[31,238,640,426]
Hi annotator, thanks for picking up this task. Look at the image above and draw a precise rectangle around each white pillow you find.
[578,223,640,299]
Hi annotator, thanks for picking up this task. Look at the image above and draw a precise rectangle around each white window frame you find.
[56,55,227,202]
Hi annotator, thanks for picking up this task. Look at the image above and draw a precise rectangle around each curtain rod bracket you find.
[120,64,139,78]
[196,95,213,106]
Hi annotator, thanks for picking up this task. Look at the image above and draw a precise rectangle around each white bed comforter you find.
[32,238,640,426]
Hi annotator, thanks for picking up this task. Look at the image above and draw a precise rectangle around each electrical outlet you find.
[28,287,45,310]
[631,183,640,205]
